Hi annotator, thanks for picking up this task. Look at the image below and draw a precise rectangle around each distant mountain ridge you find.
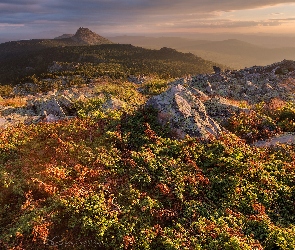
[0,27,114,69]
[109,36,295,69]
[54,34,73,39]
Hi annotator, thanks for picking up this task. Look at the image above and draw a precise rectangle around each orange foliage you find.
[123,235,135,249]
[32,221,52,243]
[155,183,171,196]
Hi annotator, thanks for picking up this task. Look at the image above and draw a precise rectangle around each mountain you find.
[1,29,295,249]
[0,27,113,58]
[109,36,295,69]
[71,27,112,45]
[54,27,113,45]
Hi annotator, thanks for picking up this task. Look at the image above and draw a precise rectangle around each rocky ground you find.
[1,59,295,146]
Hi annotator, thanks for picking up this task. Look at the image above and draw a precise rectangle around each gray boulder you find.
[213,66,221,74]
[146,84,222,139]
[30,97,66,117]
[56,95,76,115]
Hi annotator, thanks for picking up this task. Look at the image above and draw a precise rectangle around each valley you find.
[110,35,295,69]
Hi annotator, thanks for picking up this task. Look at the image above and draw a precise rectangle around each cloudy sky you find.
[1,0,295,41]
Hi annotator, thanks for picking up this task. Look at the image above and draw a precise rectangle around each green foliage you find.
[2,110,294,249]
[226,110,279,143]
[265,227,295,250]
[272,102,295,132]
[141,78,170,96]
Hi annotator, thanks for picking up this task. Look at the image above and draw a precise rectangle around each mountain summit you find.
[57,27,113,45]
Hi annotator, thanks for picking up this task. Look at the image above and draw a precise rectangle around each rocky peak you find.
[71,27,112,45]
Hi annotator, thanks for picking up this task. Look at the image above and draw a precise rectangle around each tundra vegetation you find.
[0,42,295,249]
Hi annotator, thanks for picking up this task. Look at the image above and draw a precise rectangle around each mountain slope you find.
[0,28,229,86]
[1,59,295,249]
[0,43,226,86]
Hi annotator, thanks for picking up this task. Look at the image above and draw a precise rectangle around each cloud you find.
[271,17,295,21]
[0,23,24,27]
[0,0,38,4]
[0,0,294,37]
[154,18,282,30]
[2,0,294,20]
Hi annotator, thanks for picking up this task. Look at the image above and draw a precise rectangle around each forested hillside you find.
[0,43,224,87]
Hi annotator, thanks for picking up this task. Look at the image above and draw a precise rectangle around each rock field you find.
[1,59,295,146]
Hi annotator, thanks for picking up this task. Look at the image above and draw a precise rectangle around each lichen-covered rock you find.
[13,83,39,96]
[56,95,76,115]
[189,87,209,101]
[30,97,66,117]
[186,60,295,104]
[146,84,222,139]
[253,132,295,147]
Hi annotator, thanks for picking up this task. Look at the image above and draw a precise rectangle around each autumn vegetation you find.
[0,43,295,249]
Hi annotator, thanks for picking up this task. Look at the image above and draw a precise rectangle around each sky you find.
[0,0,295,42]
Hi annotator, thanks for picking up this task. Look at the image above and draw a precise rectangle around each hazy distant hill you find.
[110,36,295,69]
[54,34,73,39]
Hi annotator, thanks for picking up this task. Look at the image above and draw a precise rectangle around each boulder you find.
[13,83,39,95]
[146,84,222,139]
[190,87,209,101]
[253,132,295,147]
[213,66,221,74]
[205,81,213,94]
[56,95,75,115]
[30,97,66,117]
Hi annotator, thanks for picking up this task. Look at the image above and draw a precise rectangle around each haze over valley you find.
[109,35,295,69]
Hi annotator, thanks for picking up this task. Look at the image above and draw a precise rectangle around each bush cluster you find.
[226,101,295,143]
[1,96,295,249]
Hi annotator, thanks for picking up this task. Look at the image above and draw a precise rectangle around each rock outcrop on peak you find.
[146,84,222,139]
[171,59,295,105]
[145,59,295,140]
[70,27,113,45]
